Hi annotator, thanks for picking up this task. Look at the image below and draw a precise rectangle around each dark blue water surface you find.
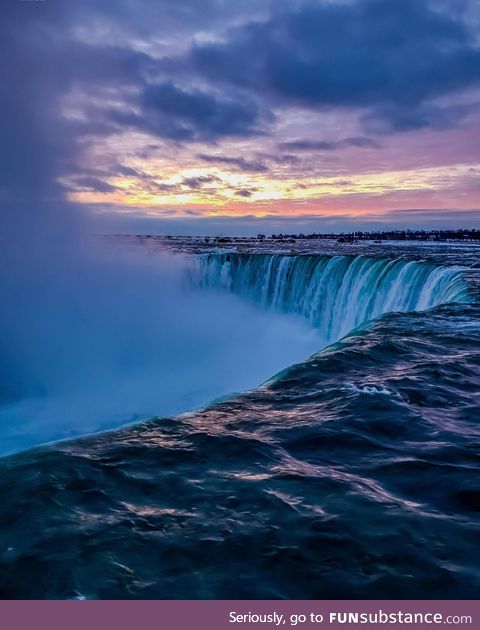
[0,242,479,599]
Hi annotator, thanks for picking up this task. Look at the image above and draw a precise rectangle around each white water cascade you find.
[195,253,469,344]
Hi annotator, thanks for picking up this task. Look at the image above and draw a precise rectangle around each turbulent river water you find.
[0,242,479,599]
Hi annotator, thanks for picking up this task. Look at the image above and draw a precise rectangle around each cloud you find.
[181,174,221,189]
[108,82,262,142]
[0,5,152,203]
[1,0,479,229]
[363,102,477,133]
[189,0,480,132]
[117,165,143,177]
[73,177,118,193]
[235,189,254,197]
[197,153,269,172]
[279,137,381,151]
[0,2,268,205]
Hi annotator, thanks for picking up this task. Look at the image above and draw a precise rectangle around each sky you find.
[1,0,480,234]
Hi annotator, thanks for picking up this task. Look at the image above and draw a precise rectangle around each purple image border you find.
[0,600,478,630]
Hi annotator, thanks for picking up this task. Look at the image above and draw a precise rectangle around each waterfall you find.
[194,253,469,344]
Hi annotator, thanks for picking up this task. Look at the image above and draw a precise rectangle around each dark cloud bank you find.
[189,0,480,130]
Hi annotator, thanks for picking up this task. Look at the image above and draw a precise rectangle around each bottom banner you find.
[0,600,477,630]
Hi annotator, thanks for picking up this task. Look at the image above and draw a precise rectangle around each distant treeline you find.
[262,229,480,243]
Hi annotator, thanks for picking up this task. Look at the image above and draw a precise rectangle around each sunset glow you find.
[3,0,479,232]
